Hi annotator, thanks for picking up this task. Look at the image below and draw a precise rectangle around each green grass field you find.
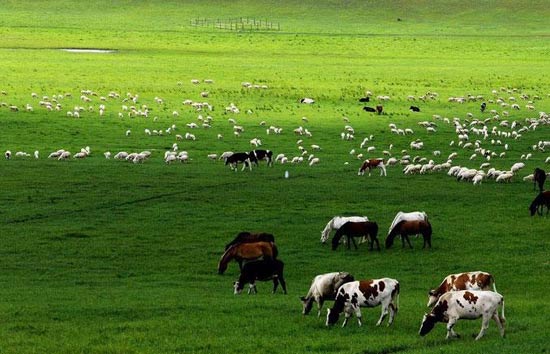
[0,1,549,353]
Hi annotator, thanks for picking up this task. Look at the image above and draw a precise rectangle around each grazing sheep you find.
[309,157,320,166]
[511,162,525,173]
[207,153,218,160]
[300,98,315,104]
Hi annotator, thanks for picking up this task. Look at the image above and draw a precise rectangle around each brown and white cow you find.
[419,290,505,340]
[427,271,496,307]
[326,278,399,327]
[358,158,387,177]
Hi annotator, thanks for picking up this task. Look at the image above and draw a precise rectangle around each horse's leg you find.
[405,235,413,249]
[351,237,358,250]
[272,277,279,293]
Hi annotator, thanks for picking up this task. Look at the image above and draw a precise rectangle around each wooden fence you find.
[190,17,280,31]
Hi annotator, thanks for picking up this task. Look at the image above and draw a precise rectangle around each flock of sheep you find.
[2,84,550,186]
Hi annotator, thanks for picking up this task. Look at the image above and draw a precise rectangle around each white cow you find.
[326,278,400,327]
[300,272,355,317]
[388,211,428,235]
[419,290,505,340]
[320,216,369,243]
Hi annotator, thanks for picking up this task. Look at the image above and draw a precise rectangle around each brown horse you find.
[218,241,278,274]
[225,232,275,250]
[529,191,550,216]
[331,221,380,251]
[385,220,432,249]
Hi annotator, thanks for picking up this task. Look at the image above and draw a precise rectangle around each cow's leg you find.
[388,303,397,326]
[342,310,352,327]
[278,275,287,294]
[376,304,388,326]
[352,306,363,327]
[248,282,257,295]
[317,298,324,317]
[492,312,505,338]
[475,314,491,340]
[272,277,279,293]
[446,317,459,339]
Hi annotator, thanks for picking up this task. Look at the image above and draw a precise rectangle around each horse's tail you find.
[270,242,279,259]
[320,219,333,243]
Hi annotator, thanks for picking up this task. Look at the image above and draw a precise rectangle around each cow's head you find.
[427,290,439,307]
[419,313,437,336]
[300,296,314,315]
[326,308,340,326]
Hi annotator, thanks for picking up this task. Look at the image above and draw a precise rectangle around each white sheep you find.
[34,151,39,159]
[104,151,111,159]
[185,132,196,141]
[309,157,320,166]
[496,172,514,182]
[58,151,71,160]
[510,162,525,173]
[207,153,218,160]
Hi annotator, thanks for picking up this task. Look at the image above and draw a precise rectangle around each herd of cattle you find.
[219,212,506,341]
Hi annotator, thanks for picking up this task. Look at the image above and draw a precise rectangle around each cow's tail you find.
[500,296,506,324]
[392,281,400,314]
[492,276,498,293]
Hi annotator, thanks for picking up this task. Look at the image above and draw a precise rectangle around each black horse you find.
[331,221,380,251]
[529,191,550,216]
[533,168,546,193]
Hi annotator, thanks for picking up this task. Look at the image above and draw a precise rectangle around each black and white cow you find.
[233,259,287,295]
[419,290,505,340]
[225,152,252,171]
[249,149,273,167]
[326,278,400,327]
[300,272,355,316]
[410,105,421,112]
[363,106,376,113]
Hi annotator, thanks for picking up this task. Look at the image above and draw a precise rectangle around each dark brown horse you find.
[533,168,547,193]
[331,221,380,251]
[225,232,275,250]
[218,241,278,274]
[529,191,550,216]
[385,220,432,249]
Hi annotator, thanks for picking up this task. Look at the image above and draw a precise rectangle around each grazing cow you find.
[359,97,370,103]
[358,158,387,176]
[301,272,355,316]
[480,102,487,112]
[533,167,546,192]
[427,271,496,307]
[419,290,505,340]
[410,106,421,112]
[326,278,400,327]
[363,106,376,112]
[233,259,287,295]
[376,105,384,115]
[249,149,273,167]
[225,152,252,171]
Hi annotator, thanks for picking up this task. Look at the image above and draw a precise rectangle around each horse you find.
[529,191,550,216]
[225,232,275,250]
[320,216,369,244]
[533,168,546,193]
[388,211,428,235]
[385,220,432,249]
[331,221,380,251]
[217,241,278,274]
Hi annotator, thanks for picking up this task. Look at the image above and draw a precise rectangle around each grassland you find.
[0,1,549,353]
